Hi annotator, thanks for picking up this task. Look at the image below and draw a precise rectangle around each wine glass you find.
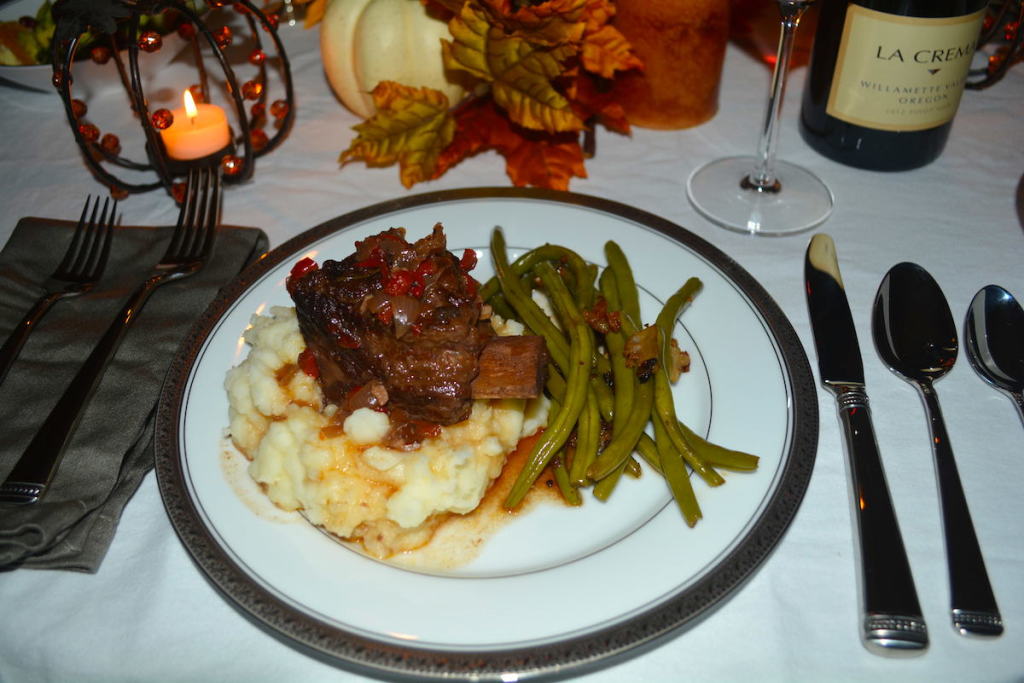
[687,0,833,236]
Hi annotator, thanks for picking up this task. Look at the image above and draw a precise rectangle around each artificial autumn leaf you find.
[568,72,630,134]
[442,1,584,133]
[432,97,509,176]
[503,129,587,190]
[580,0,615,33]
[434,97,585,190]
[581,23,642,78]
[341,81,456,188]
[479,0,586,46]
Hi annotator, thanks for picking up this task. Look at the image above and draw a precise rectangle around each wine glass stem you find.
[747,2,810,192]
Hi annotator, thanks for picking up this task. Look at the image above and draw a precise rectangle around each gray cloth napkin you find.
[0,216,267,572]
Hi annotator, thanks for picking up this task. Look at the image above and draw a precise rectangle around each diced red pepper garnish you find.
[289,257,318,279]
[415,259,436,277]
[297,348,320,378]
[376,302,394,325]
[463,273,478,296]
[459,248,477,272]
[384,270,414,296]
[354,246,389,279]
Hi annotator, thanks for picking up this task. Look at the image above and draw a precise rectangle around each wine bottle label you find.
[826,5,985,132]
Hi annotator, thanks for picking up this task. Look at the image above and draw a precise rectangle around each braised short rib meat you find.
[287,224,492,427]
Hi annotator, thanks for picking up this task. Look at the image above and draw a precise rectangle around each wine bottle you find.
[799,0,987,171]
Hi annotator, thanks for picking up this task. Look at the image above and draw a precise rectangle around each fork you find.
[0,167,220,505]
[0,196,116,387]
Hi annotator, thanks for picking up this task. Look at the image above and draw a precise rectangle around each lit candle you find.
[159,90,231,161]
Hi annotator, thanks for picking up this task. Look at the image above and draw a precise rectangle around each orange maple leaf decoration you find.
[339,0,641,190]
[434,98,586,189]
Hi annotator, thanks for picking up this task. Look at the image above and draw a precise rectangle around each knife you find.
[804,234,928,653]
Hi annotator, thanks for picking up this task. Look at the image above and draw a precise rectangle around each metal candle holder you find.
[50,0,295,198]
[968,0,1023,89]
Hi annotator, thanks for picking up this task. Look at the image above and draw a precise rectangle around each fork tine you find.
[182,168,208,259]
[165,169,201,261]
[81,197,116,280]
[197,167,221,260]
[56,196,95,275]
[83,198,116,281]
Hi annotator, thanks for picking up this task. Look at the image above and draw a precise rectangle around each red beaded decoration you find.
[270,99,289,121]
[248,48,266,66]
[90,45,111,64]
[263,13,279,29]
[242,79,263,100]
[220,154,244,176]
[188,84,205,103]
[250,102,266,119]
[214,25,233,49]
[233,2,250,15]
[207,0,226,7]
[170,181,187,203]
[52,69,70,89]
[138,30,163,53]
[78,123,100,142]
[250,127,269,151]
[71,98,87,119]
[177,21,196,40]
[110,185,130,201]
[151,108,175,130]
[100,133,121,154]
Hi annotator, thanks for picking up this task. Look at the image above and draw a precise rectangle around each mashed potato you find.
[224,306,547,558]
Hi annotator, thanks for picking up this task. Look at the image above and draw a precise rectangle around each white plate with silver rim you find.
[156,188,818,680]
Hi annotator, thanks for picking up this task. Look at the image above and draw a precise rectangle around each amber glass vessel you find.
[610,0,731,129]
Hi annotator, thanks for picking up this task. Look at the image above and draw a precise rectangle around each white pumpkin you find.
[320,0,466,119]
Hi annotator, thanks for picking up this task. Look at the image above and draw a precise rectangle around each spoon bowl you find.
[964,285,1024,422]
[873,262,958,382]
[872,262,1003,637]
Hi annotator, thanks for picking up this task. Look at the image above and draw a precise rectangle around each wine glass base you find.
[687,156,834,236]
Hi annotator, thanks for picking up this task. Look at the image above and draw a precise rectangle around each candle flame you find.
[183,89,198,119]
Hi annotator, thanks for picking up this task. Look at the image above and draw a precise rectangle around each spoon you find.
[872,262,1003,637]
[964,285,1024,424]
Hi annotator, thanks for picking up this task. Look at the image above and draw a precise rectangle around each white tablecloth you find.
[1,17,1022,683]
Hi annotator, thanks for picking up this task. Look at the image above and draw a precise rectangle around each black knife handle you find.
[834,387,929,652]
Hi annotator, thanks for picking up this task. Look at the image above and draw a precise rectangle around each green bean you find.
[635,434,664,476]
[598,269,634,432]
[649,279,725,487]
[480,243,594,302]
[552,452,582,506]
[545,362,566,401]
[531,259,617,437]
[678,421,760,470]
[490,230,571,373]
[654,336,724,487]
[592,460,626,500]
[569,392,601,486]
[585,375,654,480]
[593,455,645,501]
[487,292,517,321]
[504,320,592,509]
[605,241,642,329]
[654,411,702,527]
[624,457,642,477]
